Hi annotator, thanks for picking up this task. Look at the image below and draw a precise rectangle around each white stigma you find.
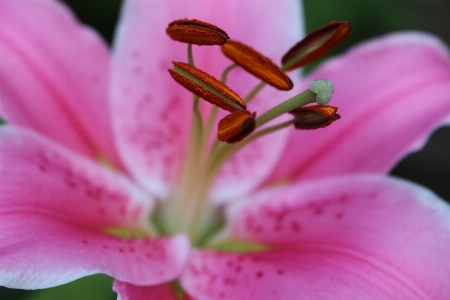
[309,79,334,106]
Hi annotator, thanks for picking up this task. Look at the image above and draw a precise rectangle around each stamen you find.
[205,64,238,138]
[166,18,230,46]
[169,61,246,112]
[255,89,317,128]
[222,40,293,90]
[162,16,346,246]
[244,82,266,104]
[217,110,256,143]
[290,105,340,129]
[282,22,351,70]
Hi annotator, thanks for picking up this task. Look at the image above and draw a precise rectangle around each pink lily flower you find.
[1,0,450,299]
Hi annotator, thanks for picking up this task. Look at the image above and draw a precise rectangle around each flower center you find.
[154,19,349,247]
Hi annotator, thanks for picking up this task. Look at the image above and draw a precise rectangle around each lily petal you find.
[0,214,189,289]
[110,0,303,200]
[0,126,190,288]
[0,126,150,229]
[182,175,450,299]
[0,0,119,165]
[113,281,178,300]
[270,32,450,183]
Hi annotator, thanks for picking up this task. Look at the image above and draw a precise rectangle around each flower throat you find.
[155,18,350,246]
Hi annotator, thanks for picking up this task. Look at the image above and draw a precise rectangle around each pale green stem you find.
[208,115,310,175]
[207,90,317,178]
[161,45,205,234]
[221,63,237,84]
[244,82,266,104]
[255,89,316,128]
[204,90,316,186]
[163,95,204,234]
[204,64,237,140]
[186,174,216,245]
[187,43,194,66]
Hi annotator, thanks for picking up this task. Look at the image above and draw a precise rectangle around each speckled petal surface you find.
[269,32,450,184]
[0,126,190,289]
[181,175,450,299]
[110,0,303,201]
[0,0,120,165]
[0,126,150,229]
[113,281,178,300]
[0,215,189,289]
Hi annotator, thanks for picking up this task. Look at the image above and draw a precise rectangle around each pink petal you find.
[110,0,303,200]
[113,281,178,300]
[0,213,189,289]
[0,0,120,165]
[0,126,190,289]
[181,176,450,299]
[269,32,450,183]
[0,126,151,229]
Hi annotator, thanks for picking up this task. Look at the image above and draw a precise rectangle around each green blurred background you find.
[1,0,449,299]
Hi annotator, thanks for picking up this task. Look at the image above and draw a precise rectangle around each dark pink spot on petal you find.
[339,195,349,202]
[39,165,48,172]
[254,226,263,233]
[119,205,126,215]
[65,179,77,189]
[336,212,345,219]
[291,221,301,232]
[97,207,106,215]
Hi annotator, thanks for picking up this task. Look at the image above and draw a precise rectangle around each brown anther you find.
[169,62,246,112]
[282,22,351,71]
[166,18,229,46]
[290,105,340,129]
[218,110,256,143]
[222,40,293,91]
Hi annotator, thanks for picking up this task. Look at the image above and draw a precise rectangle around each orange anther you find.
[166,19,229,46]
[222,40,293,91]
[169,62,246,112]
[290,105,340,129]
[282,22,351,71]
[218,110,256,143]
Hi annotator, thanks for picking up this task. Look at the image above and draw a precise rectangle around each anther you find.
[218,110,257,143]
[166,18,229,46]
[282,22,351,71]
[169,62,246,112]
[290,105,340,129]
[222,40,293,91]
